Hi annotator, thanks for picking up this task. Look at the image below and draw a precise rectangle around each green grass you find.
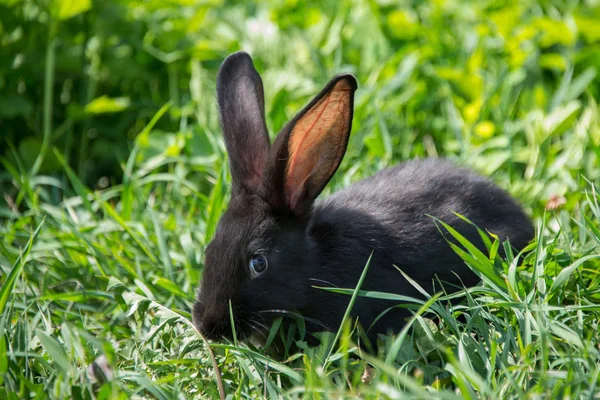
[2,0,600,398]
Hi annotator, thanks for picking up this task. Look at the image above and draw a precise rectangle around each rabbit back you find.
[316,157,533,253]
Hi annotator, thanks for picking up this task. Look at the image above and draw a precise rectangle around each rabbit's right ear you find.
[264,74,357,215]
[217,52,270,190]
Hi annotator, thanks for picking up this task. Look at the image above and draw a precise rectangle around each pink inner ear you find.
[285,79,353,211]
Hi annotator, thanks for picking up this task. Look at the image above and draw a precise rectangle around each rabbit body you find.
[192,52,534,346]
[302,158,532,340]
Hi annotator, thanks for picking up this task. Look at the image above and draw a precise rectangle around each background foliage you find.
[1,0,600,398]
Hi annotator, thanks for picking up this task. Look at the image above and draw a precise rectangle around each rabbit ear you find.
[266,74,357,215]
[217,52,270,190]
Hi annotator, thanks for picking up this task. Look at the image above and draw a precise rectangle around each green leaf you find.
[0,218,45,316]
[212,344,303,383]
[85,96,130,114]
[566,68,597,102]
[53,0,91,20]
[99,200,158,263]
[148,207,174,279]
[575,14,600,42]
[539,53,566,71]
[384,294,441,364]
[434,218,507,291]
[548,322,583,349]
[53,149,93,212]
[549,255,600,293]
[263,317,283,350]
[0,334,7,374]
[323,252,373,365]
[543,101,580,136]
[36,330,70,374]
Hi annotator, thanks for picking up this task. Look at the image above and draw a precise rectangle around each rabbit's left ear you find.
[265,74,357,215]
[217,52,270,191]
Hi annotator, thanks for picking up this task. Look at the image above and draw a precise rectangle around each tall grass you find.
[1,0,600,398]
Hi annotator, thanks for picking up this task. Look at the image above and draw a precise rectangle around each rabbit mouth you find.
[197,319,254,342]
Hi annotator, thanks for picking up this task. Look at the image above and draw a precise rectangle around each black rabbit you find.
[192,51,534,347]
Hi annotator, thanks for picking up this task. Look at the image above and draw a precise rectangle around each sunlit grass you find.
[1,0,600,398]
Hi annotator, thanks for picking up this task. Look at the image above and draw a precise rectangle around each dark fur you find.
[193,52,534,346]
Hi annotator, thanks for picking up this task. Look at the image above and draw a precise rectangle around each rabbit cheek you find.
[238,266,310,319]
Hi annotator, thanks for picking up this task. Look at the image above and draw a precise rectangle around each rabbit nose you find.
[192,301,212,337]
[192,301,230,340]
[196,320,218,340]
[199,318,231,341]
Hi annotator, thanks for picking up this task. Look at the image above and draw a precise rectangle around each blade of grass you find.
[148,206,174,279]
[31,21,57,177]
[0,217,45,315]
[323,251,373,366]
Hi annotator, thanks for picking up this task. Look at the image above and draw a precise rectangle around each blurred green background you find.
[2,0,599,204]
[2,1,600,398]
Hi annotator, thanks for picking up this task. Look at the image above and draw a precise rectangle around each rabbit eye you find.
[249,255,268,276]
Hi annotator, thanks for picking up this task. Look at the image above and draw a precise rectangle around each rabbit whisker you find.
[245,290,268,304]
[248,317,269,333]
[247,321,267,338]
[308,278,339,288]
